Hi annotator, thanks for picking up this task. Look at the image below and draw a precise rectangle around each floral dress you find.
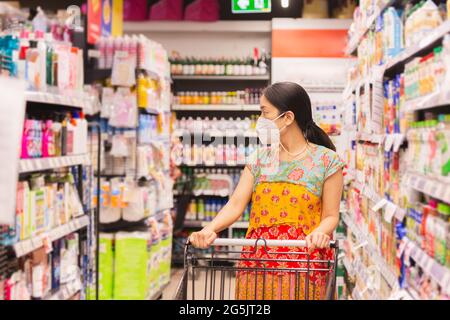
[235,144,345,300]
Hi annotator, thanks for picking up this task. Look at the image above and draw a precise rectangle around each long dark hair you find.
[263,82,336,151]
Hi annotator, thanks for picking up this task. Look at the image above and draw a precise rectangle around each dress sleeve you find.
[246,150,260,177]
[324,150,346,180]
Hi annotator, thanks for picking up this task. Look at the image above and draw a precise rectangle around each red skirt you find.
[235,225,334,300]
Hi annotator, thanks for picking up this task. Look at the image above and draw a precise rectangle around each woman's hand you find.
[189,228,217,249]
[305,231,330,252]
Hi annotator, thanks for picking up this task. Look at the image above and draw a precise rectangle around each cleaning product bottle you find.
[52,116,62,157]
[21,118,32,159]
[66,113,75,155]
[42,119,54,158]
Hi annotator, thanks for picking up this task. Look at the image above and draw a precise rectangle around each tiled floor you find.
[162,267,237,300]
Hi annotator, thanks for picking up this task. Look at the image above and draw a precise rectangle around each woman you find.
[189,82,345,300]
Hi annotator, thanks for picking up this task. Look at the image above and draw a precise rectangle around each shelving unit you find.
[404,173,450,204]
[184,220,248,229]
[345,0,397,55]
[13,215,89,258]
[25,90,94,112]
[18,154,91,174]
[45,278,83,300]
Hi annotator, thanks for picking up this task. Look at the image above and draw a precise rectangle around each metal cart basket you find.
[174,238,339,300]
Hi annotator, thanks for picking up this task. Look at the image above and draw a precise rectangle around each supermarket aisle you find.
[163,269,184,300]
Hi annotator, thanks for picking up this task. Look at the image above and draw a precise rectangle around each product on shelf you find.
[174,115,257,135]
[173,88,263,106]
[0,30,84,93]
[21,111,88,159]
[2,232,85,300]
[169,48,270,76]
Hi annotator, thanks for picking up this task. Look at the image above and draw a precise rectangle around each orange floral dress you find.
[235,144,345,300]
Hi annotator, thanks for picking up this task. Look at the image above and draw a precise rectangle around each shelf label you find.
[384,134,395,151]
[384,202,397,223]
[372,198,388,212]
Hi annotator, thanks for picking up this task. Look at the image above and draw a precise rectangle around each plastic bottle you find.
[52,116,62,157]
[42,119,54,158]
[61,114,68,156]
[435,203,448,265]
[21,119,32,159]
[437,114,450,179]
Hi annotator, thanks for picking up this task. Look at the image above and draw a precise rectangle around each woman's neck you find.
[280,126,308,155]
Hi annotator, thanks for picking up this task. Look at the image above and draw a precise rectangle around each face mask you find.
[255,112,286,146]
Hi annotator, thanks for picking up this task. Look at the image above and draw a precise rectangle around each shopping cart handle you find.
[211,238,338,248]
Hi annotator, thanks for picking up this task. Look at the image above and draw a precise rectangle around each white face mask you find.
[255,112,286,146]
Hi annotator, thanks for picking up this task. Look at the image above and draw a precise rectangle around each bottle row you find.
[15,172,85,243]
[173,89,263,106]
[185,198,250,223]
[175,116,258,133]
[406,115,450,179]
[172,143,257,167]
[21,112,88,159]
[0,32,84,92]
[95,35,169,77]
[406,200,450,268]
[169,49,269,76]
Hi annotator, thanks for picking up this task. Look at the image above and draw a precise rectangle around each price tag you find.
[397,239,408,258]
[393,134,404,152]
[438,185,447,201]
[115,50,129,59]
[31,236,43,249]
[384,134,395,151]
[384,202,397,223]
[445,187,450,204]
[395,208,407,221]
[417,178,426,192]
[14,242,25,257]
[441,273,450,294]
[372,198,388,212]
[423,180,434,195]
[88,49,101,58]
[424,257,434,274]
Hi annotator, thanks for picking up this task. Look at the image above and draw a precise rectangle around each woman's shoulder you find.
[308,144,345,171]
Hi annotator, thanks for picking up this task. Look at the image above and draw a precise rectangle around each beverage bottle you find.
[197,199,205,221]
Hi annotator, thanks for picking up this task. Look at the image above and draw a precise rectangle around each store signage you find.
[232,0,271,13]
[88,0,123,44]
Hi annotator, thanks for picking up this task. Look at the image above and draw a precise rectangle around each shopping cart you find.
[174,238,339,300]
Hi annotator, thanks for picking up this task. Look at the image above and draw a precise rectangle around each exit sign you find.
[232,0,271,13]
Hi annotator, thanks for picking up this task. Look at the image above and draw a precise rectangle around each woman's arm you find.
[189,166,254,248]
[305,169,343,250]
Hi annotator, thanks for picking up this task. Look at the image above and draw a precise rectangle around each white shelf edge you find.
[404,237,450,293]
[124,20,272,34]
[13,215,89,258]
[172,104,260,111]
[19,154,91,173]
[25,91,90,110]
[404,172,450,204]
[45,278,82,300]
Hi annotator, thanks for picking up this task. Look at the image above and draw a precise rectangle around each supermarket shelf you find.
[385,20,450,71]
[13,215,89,258]
[345,1,395,55]
[357,183,407,221]
[139,107,160,115]
[45,279,82,300]
[18,154,91,173]
[402,237,450,294]
[355,131,384,144]
[404,172,450,204]
[341,212,400,291]
[25,90,89,110]
[403,91,450,112]
[172,75,269,81]
[124,20,272,34]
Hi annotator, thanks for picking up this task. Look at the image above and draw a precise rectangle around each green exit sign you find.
[232,0,271,13]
